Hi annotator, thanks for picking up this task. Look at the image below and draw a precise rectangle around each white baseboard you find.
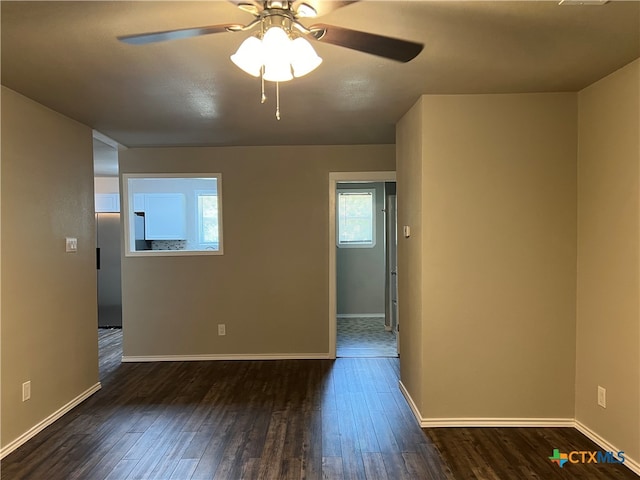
[337,313,385,319]
[399,380,424,425]
[399,381,574,427]
[122,353,332,362]
[421,417,575,427]
[398,381,639,476]
[0,382,101,460]
[575,420,640,476]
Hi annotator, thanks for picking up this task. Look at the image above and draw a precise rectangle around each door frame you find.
[328,171,397,358]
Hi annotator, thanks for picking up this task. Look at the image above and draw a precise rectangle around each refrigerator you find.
[96,213,122,327]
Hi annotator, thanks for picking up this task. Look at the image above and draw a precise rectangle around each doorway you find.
[93,133,123,330]
[328,172,397,358]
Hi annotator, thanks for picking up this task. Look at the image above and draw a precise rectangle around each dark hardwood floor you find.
[1,329,636,479]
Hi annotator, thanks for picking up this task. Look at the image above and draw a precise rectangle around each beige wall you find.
[398,93,578,420]
[576,59,640,461]
[396,98,425,409]
[1,87,99,450]
[119,145,395,357]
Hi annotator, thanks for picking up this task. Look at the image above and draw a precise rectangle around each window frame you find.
[122,173,224,257]
[336,188,376,249]
[195,189,222,251]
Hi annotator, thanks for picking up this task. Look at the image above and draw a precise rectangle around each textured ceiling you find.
[2,1,639,148]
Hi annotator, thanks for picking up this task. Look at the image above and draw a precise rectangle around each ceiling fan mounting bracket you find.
[233,4,314,39]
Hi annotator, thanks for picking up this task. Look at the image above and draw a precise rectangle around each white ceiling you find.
[2,1,639,148]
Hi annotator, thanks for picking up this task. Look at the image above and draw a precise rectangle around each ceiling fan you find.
[118,0,424,118]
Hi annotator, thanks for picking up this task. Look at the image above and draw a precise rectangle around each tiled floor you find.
[337,316,398,357]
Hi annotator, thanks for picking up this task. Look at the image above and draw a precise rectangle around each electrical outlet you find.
[65,237,78,253]
[597,385,606,408]
[22,381,31,402]
[218,324,226,336]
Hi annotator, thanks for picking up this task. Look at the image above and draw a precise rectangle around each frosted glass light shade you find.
[262,27,291,56]
[263,59,293,82]
[262,26,293,82]
[231,27,322,83]
[290,37,322,77]
[230,36,263,77]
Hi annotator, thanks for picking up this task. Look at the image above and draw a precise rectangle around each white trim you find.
[399,381,639,476]
[329,171,396,360]
[336,313,385,319]
[122,353,332,362]
[400,381,572,427]
[122,173,224,257]
[422,418,575,428]
[0,382,101,460]
[399,380,424,425]
[575,420,640,476]
[92,130,123,150]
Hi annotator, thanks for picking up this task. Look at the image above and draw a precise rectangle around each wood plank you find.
[300,408,323,480]
[189,415,236,480]
[322,411,342,458]
[168,459,199,480]
[211,410,255,480]
[381,452,411,480]
[322,456,344,480]
[76,432,143,480]
[347,392,381,453]
[361,452,389,480]
[255,410,288,480]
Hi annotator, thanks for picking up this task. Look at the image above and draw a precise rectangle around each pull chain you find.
[275,81,281,120]
[260,17,267,104]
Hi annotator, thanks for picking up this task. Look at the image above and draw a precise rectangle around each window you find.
[123,173,223,256]
[197,192,220,249]
[337,189,375,248]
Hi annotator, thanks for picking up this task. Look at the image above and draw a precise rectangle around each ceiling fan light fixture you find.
[263,59,294,82]
[261,26,294,82]
[230,16,326,116]
[290,37,322,77]
[230,36,263,77]
[261,26,292,56]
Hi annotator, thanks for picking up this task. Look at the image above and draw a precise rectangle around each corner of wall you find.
[1,87,99,451]
[575,57,640,463]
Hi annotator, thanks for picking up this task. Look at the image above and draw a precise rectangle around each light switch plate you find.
[22,381,31,402]
[65,237,78,253]
[597,386,606,408]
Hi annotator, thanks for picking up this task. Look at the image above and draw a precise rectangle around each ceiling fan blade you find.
[118,24,242,45]
[309,24,423,62]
